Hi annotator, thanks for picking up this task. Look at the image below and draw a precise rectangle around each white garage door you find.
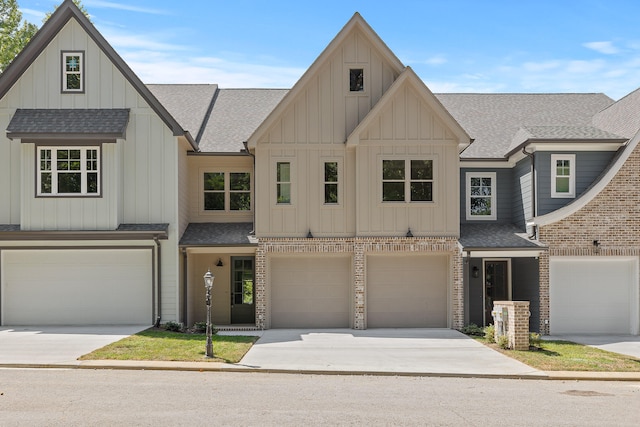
[550,257,639,334]
[367,254,448,328]
[270,256,350,328]
[2,249,153,326]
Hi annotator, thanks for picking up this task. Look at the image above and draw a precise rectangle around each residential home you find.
[1,0,639,336]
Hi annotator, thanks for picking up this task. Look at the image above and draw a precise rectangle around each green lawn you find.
[476,337,640,372]
[79,329,259,363]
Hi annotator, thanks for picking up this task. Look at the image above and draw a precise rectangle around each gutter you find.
[243,141,256,235]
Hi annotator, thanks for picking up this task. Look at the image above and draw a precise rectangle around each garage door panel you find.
[271,256,350,328]
[367,255,448,328]
[2,249,152,326]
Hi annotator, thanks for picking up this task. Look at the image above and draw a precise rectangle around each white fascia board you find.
[526,142,623,152]
[460,160,515,169]
[462,250,544,258]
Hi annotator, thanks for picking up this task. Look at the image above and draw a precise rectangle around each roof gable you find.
[0,0,195,149]
[247,12,404,148]
[346,67,470,148]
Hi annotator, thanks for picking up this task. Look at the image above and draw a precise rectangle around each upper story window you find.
[551,154,575,198]
[276,162,291,204]
[324,161,338,204]
[203,172,251,211]
[466,172,496,220]
[38,146,99,196]
[349,68,364,92]
[382,159,433,202]
[62,51,84,93]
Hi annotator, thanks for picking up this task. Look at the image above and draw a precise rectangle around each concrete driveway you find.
[547,334,640,360]
[0,325,149,366]
[238,328,545,377]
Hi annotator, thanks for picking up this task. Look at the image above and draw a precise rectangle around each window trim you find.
[322,159,341,206]
[466,171,497,220]
[36,145,101,197]
[202,170,252,212]
[61,50,85,93]
[381,158,435,204]
[275,161,292,205]
[551,154,575,198]
[346,64,368,95]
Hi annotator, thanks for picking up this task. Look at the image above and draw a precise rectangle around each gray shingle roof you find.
[198,89,288,152]
[116,223,169,233]
[0,225,20,232]
[6,109,130,139]
[459,223,545,249]
[435,93,615,159]
[592,86,640,139]
[179,222,257,246]
[147,84,217,142]
[506,125,625,156]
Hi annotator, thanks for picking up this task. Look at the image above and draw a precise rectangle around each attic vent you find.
[350,68,364,92]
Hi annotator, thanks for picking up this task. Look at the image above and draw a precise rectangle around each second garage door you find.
[367,254,449,328]
[270,256,351,328]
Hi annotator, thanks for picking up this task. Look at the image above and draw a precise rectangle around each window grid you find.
[276,162,291,204]
[62,51,83,92]
[38,147,99,196]
[382,159,433,202]
[324,161,338,204]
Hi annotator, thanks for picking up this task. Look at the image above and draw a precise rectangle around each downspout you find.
[182,248,188,327]
[522,147,537,239]
[154,236,162,327]
[243,141,256,235]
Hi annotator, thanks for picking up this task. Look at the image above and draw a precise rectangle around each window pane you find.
[204,193,225,210]
[324,162,338,182]
[87,173,98,194]
[556,177,570,193]
[325,183,338,204]
[350,68,364,92]
[66,55,80,72]
[410,182,433,201]
[230,173,250,191]
[277,162,290,182]
[277,183,291,203]
[230,193,251,210]
[382,160,404,180]
[58,173,81,193]
[411,160,433,180]
[204,172,224,191]
[383,182,404,201]
[41,172,52,194]
[470,197,492,216]
[66,74,80,90]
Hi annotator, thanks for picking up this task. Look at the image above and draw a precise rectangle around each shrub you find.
[192,321,207,333]
[529,332,542,348]
[497,334,510,349]
[164,321,183,332]
[484,324,496,343]
[459,323,485,336]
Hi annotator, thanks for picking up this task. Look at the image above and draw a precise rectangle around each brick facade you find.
[255,237,463,329]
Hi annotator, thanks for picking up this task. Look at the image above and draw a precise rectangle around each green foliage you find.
[459,323,485,336]
[44,0,90,23]
[529,332,542,348]
[163,321,183,332]
[0,0,38,72]
[497,334,510,349]
[192,321,207,333]
[484,324,496,343]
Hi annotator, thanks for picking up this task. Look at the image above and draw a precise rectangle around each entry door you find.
[231,257,255,324]
[484,260,509,325]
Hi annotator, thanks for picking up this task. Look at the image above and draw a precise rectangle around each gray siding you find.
[466,258,484,326]
[536,151,616,216]
[512,158,532,229]
[460,168,512,224]
[511,257,540,333]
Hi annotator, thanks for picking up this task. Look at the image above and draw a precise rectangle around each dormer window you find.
[62,51,84,92]
[349,68,364,92]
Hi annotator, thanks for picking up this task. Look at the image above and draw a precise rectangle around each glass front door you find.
[484,260,509,325]
[231,257,255,324]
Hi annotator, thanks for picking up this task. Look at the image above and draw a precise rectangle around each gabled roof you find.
[436,93,615,159]
[0,0,196,150]
[592,86,640,139]
[346,67,470,148]
[247,12,404,149]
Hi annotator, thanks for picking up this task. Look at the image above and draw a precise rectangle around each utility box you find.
[492,301,530,350]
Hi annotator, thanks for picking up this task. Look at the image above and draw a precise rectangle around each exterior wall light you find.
[203,269,215,358]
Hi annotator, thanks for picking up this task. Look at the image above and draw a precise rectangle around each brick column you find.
[452,249,464,329]
[255,243,267,329]
[538,251,550,335]
[353,242,365,329]
[494,301,530,350]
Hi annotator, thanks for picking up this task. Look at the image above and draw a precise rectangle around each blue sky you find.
[19,0,640,99]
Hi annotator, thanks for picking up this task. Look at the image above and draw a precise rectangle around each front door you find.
[484,260,509,325]
[231,257,255,324]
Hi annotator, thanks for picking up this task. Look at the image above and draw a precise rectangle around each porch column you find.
[353,241,365,329]
[255,243,267,329]
[452,248,464,329]
[538,251,550,335]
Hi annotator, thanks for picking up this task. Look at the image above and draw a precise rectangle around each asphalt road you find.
[1,369,639,426]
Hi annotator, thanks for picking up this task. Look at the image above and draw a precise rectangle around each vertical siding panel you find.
[319,64,332,144]
[332,58,344,143]
[307,79,319,142]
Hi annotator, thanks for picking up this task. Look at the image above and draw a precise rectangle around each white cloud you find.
[583,41,619,54]
[85,0,168,15]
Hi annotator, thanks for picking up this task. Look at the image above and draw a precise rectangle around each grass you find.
[79,328,259,363]
[475,337,640,372]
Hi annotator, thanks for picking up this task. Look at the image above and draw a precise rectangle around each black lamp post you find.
[203,269,214,358]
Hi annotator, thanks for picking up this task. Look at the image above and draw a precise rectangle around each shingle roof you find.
[179,222,257,246]
[435,93,615,159]
[6,109,129,139]
[505,125,625,156]
[147,84,217,142]
[459,223,545,249]
[592,86,640,139]
[0,225,20,232]
[116,223,169,233]
[198,89,288,152]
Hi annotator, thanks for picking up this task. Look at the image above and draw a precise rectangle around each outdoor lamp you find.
[203,269,215,358]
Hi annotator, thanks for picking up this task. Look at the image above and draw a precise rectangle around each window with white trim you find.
[324,161,338,204]
[466,172,496,220]
[551,154,575,198]
[38,147,100,196]
[382,159,433,202]
[203,172,251,211]
[62,51,84,92]
[276,162,291,204]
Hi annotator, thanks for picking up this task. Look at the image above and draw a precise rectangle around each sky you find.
[17,0,640,100]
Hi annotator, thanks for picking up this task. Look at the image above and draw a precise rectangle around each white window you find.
[62,51,84,92]
[203,172,251,211]
[551,154,575,198]
[466,172,496,220]
[382,159,433,202]
[276,162,291,204]
[324,161,339,204]
[38,147,100,196]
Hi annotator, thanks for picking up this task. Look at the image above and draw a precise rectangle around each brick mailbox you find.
[492,301,530,350]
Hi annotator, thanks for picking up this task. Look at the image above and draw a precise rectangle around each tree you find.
[44,0,89,22]
[0,0,37,72]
